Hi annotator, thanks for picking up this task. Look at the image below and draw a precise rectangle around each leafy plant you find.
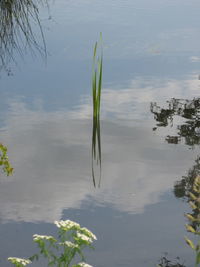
[0,143,13,176]
[92,33,103,188]
[8,220,96,267]
[184,176,200,266]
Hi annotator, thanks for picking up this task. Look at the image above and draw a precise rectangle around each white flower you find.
[8,257,31,266]
[77,262,93,267]
[81,227,97,240]
[76,232,92,243]
[33,234,56,242]
[59,241,78,248]
[54,220,80,230]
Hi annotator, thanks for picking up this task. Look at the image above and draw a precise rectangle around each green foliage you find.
[8,220,96,267]
[0,143,13,176]
[184,176,200,266]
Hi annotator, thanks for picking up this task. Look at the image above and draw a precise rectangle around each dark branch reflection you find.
[151,97,200,265]
[151,98,200,146]
[174,157,200,232]
[0,0,47,71]
[174,157,200,200]
[157,255,186,267]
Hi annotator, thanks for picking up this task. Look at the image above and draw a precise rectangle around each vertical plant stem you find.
[92,33,103,188]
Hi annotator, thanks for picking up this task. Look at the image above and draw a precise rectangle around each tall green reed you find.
[92,33,103,188]
[92,33,103,120]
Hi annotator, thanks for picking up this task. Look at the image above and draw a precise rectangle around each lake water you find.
[0,0,200,266]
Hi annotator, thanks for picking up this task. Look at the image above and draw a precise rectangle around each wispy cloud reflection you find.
[69,74,200,122]
[0,75,199,223]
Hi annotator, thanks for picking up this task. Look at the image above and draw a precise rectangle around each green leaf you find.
[189,192,197,201]
[196,252,200,264]
[185,213,196,222]
[185,237,196,250]
[189,201,197,210]
[185,224,196,233]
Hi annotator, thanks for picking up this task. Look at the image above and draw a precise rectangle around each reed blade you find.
[91,33,103,188]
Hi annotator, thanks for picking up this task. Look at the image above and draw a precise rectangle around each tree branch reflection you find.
[157,255,186,267]
[151,98,200,147]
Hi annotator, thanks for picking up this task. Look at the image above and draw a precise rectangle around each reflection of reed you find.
[91,34,102,188]
[92,114,101,187]
[0,0,46,70]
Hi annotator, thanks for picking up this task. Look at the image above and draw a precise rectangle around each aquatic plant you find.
[0,143,13,176]
[92,33,103,121]
[91,33,103,188]
[8,219,96,267]
[184,176,200,266]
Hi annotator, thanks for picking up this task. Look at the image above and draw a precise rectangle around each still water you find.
[1,0,200,266]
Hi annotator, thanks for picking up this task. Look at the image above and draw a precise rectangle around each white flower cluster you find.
[59,241,78,248]
[33,234,56,242]
[54,220,80,230]
[77,262,93,267]
[8,257,31,266]
[81,227,97,241]
[76,232,93,243]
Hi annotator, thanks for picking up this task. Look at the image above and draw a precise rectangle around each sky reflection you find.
[0,75,199,223]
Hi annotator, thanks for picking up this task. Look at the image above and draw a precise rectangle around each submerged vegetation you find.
[8,220,96,267]
[91,33,103,188]
[0,0,47,71]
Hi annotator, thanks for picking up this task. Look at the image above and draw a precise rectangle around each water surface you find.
[1,0,200,266]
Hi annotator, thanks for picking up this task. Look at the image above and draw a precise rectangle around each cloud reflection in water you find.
[0,75,199,223]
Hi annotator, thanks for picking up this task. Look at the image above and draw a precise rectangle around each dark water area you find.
[1,0,200,266]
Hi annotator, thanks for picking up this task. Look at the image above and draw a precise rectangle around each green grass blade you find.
[97,56,103,117]
[91,33,103,188]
